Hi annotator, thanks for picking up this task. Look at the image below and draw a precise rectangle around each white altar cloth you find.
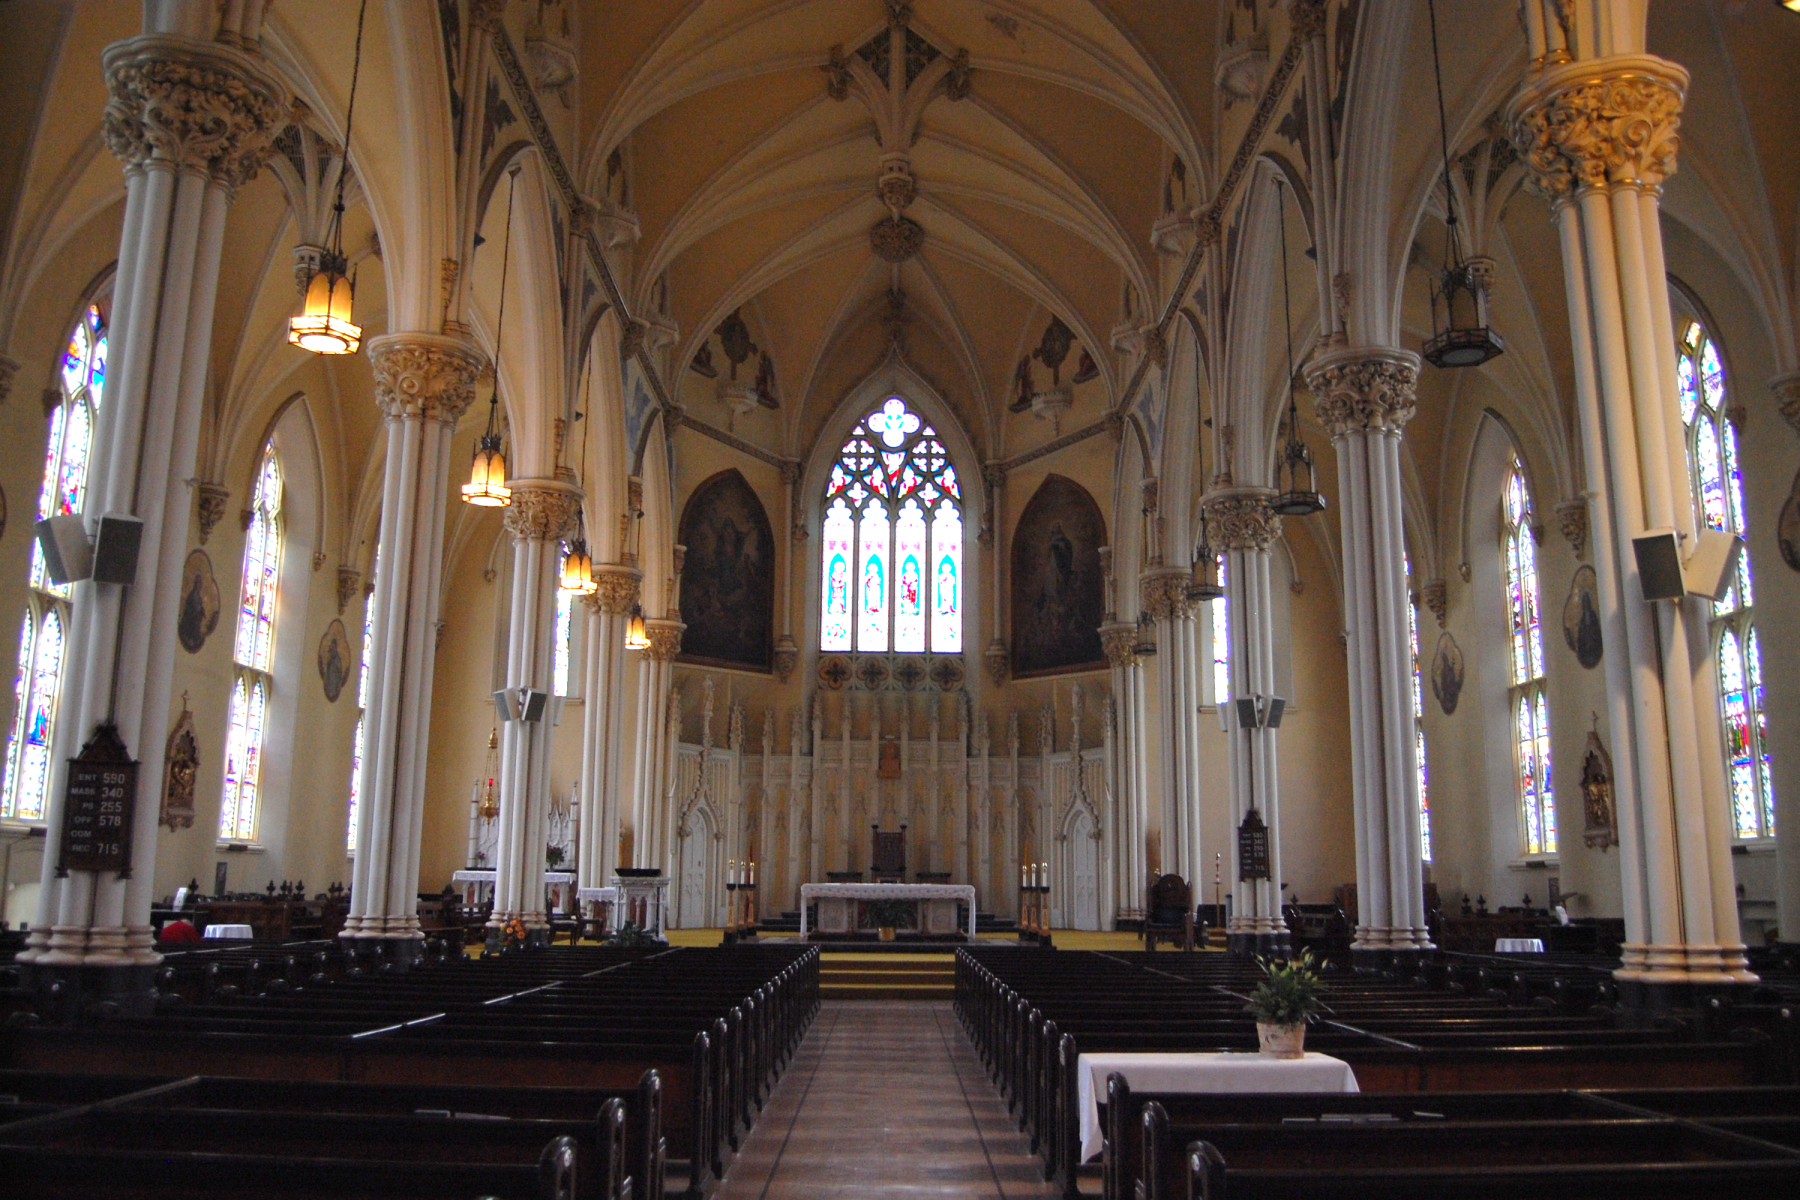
[1494,937,1545,953]
[1077,1050,1359,1162]
[203,923,253,940]
[452,869,577,912]
[798,882,977,940]
[577,886,622,905]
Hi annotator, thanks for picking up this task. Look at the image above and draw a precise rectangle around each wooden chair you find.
[1141,875,1194,952]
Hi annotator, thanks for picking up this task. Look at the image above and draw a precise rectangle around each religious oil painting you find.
[1010,474,1105,676]
[1431,631,1464,716]
[178,548,221,654]
[318,618,352,702]
[678,469,775,671]
[1561,564,1602,669]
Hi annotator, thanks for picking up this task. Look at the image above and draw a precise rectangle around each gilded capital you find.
[1304,346,1420,439]
[593,563,643,616]
[1772,373,1800,438]
[1506,56,1687,202]
[502,480,582,542]
[644,619,686,662]
[1099,622,1139,669]
[1203,489,1282,552]
[101,36,288,192]
[1139,567,1194,621]
[367,332,488,424]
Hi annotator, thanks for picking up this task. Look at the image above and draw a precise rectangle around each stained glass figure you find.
[1408,559,1431,862]
[820,395,963,653]
[220,675,269,842]
[220,445,284,842]
[1677,319,1773,838]
[553,580,575,696]
[347,552,376,852]
[1210,555,1230,706]
[6,304,105,821]
[1503,458,1553,854]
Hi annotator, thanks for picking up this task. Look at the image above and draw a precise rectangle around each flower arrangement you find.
[864,899,916,930]
[1243,951,1328,1027]
[607,921,660,948]
[501,917,530,951]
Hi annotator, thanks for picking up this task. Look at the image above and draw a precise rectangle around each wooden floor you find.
[715,1000,1061,1199]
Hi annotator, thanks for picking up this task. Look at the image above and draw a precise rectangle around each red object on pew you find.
[158,919,201,943]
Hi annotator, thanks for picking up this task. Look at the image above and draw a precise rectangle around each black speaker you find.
[1632,530,1684,601]
[92,513,144,585]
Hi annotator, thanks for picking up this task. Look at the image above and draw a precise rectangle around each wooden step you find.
[819,953,954,999]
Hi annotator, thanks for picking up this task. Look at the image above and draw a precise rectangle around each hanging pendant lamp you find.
[624,604,651,651]
[560,389,597,594]
[1269,175,1326,517]
[289,0,366,355]
[1421,0,1504,369]
[1188,510,1225,602]
[462,168,520,507]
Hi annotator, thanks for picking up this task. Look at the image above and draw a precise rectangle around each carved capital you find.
[593,563,643,615]
[337,566,362,615]
[983,638,1009,686]
[1099,622,1139,669]
[1419,579,1448,629]
[502,480,582,542]
[1304,346,1420,438]
[467,0,509,35]
[773,635,799,683]
[644,618,686,662]
[1772,372,1800,437]
[1555,499,1589,560]
[367,332,486,424]
[1139,567,1195,621]
[102,36,288,192]
[1506,56,1687,202]
[1286,0,1330,41]
[195,482,230,544]
[1202,489,1282,552]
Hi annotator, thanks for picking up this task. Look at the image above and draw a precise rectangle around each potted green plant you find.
[1243,951,1328,1058]
[864,899,913,942]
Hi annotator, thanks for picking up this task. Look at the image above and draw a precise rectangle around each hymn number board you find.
[58,722,139,875]
[1237,809,1271,882]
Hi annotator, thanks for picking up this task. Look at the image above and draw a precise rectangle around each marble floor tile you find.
[712,999,1060,1200]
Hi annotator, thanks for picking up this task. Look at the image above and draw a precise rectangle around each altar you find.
[798,882,978,940]
[452,869,577,915]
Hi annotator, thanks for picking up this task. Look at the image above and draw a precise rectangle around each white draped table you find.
[453,869,577,914]
[202,924,253,940]
[1077,1051,1359,1162]
[798,882,978,940]
[1494,937,1545,953]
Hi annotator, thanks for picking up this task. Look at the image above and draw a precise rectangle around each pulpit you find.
[871,824,907,884]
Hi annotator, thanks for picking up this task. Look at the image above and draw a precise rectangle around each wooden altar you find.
[799,882,977,940]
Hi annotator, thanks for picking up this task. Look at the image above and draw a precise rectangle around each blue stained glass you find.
[1,614,31,820]
[1694,417,1727,532]
[866,397,921,447]
[234,452,283,671]
[1678,354,1699,425]
[60,322,89,396]
[1701,341,1725,412]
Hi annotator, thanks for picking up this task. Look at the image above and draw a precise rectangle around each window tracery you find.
[820,396,962,654]
[220,448,283,843]
[3,303,104,822]
[1678,319,1772,840]
[1504,459,1554,856]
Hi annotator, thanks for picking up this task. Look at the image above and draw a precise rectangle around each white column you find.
[628,619,682,872]
[1306,348,1432,952]
[23,24,285,989]
[1101,624,1147,921]
[1141,568,1203,883]
[577,564,641,893]
[1507,44,1753,987]
[488,481,581,941]
[1206,489,1290,951]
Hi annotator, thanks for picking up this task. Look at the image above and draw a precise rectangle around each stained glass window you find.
[820,396,962,653]
[347,552,376,853]
[1408,559,1430,862]
[220,444,283,842]
[1210,555,1229,705]
[1678,319,1773,838]
[4,303,105,822]
[552,576,575,696]
[1502,459,1554,854]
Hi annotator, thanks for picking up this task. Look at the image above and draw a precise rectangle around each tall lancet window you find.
[220,448,283,842]
[1407,557,1430,861]
[1677,319,1772,839]
[1503,458,1554,855]
[820,396,962,653]
[1209,555,1229,704]
[346,551,376,853]
[3,302,105,822]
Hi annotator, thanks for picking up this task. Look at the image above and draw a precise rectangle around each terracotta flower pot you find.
[1256,1021,1306,1058]
[878,926,896,942]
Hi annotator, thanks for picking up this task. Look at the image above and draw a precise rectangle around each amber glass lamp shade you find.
[288,264,361,354]
[462,433,511,506]
[624,604,651,651]
[561,539,597,595]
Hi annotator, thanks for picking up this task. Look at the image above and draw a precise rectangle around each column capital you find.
[1139,567,1194,621]
[1771,372,1800,437]
[1202,487,1282,552]
[1505,55,1688,203]
[101,35,289,192]
[367,332,488,424]
[1304,346,1420,439]
[1099,622,1139,669]
[502,479,583,542]
[644,618,686,662]
[593,563,643,615]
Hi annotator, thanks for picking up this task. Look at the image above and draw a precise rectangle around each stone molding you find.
[101,35,288,192]
[1304,346,1420,439]
[592,563,643,615]
[367,332,487,424]
[1506,55,1687,202]
[1772,373,1800,437]
[644,618,686,662]
[1099,622,1139,669]
[1139,567,1195,621]
[1555,499,1589,560]
[195,482,230,544]
[1202,488,1282,552]
[336,566,361,615]
[1419,579,1448,629]
[502,479,582,542]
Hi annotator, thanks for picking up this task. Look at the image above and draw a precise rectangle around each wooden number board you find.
[58,722,139,875]
[1237,809,1271,881]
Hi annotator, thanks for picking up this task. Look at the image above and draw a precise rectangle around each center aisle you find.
[715,1000,1061,1199]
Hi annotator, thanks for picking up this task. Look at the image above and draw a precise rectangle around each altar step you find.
[819,953,955,1000]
